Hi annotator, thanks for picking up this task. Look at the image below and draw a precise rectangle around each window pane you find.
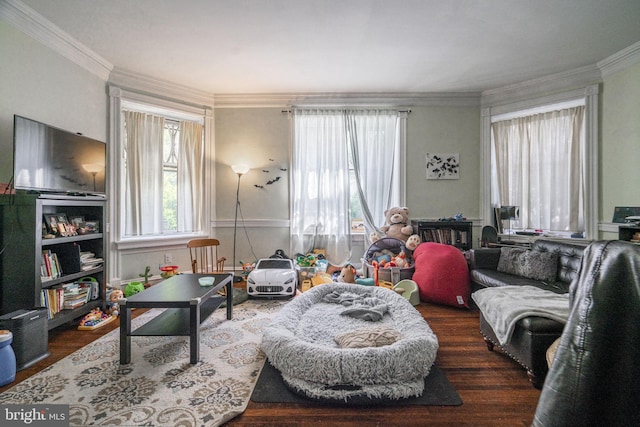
[163,123,179,232]
[163,169,177,231]
[349,170,364,233]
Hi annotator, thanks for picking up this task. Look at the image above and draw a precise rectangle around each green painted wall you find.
[600,61,640,238]
[0,22,107,185]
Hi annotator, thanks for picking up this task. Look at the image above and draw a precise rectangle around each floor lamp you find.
[231,164,249,282]
[500,205,519,235]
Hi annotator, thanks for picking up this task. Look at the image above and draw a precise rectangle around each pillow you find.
[497,247,558,282]
[412,242,470,308]
[497,247,528,276]
[334,326,403,348]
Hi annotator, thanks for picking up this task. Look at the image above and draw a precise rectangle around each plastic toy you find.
[301,279,312,292]
[310,273,332,286]
[107,289,124,317]
[124,281,144,297]
[405,234,421,251]
[78,308,115,330]
[296,254,317,267]
[139,266,152,287]
[160,265,179,279]
[239,260,256,281]
[338,264,357,283]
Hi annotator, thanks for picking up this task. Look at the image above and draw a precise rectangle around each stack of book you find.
[62,282,91,309]
[41,281,92,319]
[80,251,103,271]
[41,250,62,281]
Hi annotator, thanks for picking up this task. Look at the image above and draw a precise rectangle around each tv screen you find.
[13,115,106,195]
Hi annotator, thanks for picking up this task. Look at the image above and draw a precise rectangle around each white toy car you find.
[246,258,298,297]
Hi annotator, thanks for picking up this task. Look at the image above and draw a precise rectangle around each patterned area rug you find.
[0,299,284,426]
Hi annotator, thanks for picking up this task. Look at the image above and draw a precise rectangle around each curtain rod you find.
[281,109,411,113]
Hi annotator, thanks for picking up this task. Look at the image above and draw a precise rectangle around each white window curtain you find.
[491,106,585,232]
[123,111,165,236]
[291,109,351,265]
[177,120,204,232]
[291,109,404,265]
[346,110,403,238]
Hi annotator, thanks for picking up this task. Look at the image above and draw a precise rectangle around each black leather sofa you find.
[468,239,586,388]
[533,240,640,426]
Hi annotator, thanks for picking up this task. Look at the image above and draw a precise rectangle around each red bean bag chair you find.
[412,242,470,308]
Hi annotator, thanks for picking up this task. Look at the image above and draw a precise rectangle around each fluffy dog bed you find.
[261,283,439,401]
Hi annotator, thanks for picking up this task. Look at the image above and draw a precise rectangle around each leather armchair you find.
[533,240,640,426]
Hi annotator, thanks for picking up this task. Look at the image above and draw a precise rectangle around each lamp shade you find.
[82,163,103,174]
[500,206,519,220]
[231,164,250,175]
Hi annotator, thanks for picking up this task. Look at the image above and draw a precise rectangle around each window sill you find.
[115,233,208,251]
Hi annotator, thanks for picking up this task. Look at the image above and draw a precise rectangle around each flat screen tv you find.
[13,115,106,195]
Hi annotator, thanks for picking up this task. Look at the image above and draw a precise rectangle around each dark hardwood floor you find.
[1,299,541,426]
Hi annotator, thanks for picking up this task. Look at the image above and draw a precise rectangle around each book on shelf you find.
[41,287,65,319]
[80,251,103,270]
[421,227,469,247]
[41,280,93,318]
[41,250,63,281]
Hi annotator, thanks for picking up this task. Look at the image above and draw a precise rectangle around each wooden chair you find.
[187,238,227,273]
[480,225,499,247]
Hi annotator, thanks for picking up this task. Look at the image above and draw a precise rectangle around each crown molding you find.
[109,67,215,109]
[0,0,112,80]
[598,40,640,77]
[481,64,602,107]
[213,92,481,108]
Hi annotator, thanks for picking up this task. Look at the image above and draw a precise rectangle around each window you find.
[291,109,405,265]
[120,104,205,238]
[490,101,586,234]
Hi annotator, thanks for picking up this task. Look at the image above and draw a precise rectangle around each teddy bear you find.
[337,264,357,283]
[379,207,413,242]
[405,234,421,251]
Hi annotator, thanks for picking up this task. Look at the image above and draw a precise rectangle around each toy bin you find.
[0,330,16,386]
[363,237,415,285]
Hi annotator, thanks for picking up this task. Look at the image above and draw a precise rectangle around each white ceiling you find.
[19,0,640,95]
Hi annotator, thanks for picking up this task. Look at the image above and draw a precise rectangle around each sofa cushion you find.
[497,247,558,282]
[471,269,569,293]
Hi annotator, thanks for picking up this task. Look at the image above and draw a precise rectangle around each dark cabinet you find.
[619,224,640,244]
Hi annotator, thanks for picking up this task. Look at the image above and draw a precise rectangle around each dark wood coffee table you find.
[119,273,233,365]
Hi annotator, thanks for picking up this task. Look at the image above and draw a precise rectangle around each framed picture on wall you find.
[426,153,460,179]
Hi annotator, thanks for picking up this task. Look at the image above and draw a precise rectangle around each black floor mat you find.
[251,361,462,407]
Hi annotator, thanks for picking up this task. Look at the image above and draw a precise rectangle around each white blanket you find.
[472,285,570,346]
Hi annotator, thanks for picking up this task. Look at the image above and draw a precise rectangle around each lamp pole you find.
[231,165,249,281]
